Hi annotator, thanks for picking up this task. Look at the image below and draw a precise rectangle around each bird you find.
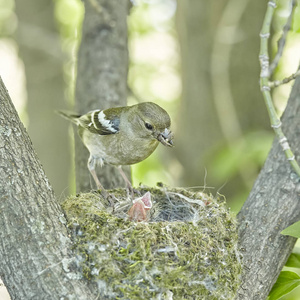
[57,102,173,195]
[128,191,152,222]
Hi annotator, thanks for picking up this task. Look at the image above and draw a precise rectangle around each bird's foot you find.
[106,193,119,211]
[126,185,141,199]
[93,188,115,208]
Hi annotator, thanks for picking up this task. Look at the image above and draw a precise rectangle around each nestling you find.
[128,191,152,222]
[58,102,173,192]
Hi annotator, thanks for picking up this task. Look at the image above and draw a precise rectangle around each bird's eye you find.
[145,122,153,130]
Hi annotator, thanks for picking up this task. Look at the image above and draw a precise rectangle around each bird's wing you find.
[78,109,120,135]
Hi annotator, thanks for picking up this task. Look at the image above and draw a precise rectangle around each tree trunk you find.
[15,0,71,196]
[75,0,130,192]
[0,77,95,299]
[236,77,300,299]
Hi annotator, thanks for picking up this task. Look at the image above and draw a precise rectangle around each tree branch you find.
[0,77,95,299]
[236,76,300,299]
[259,0,300,176]
[268,0,297,76]
[269,69,300,88]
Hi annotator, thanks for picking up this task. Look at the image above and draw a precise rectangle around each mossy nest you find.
[62,185,241,300]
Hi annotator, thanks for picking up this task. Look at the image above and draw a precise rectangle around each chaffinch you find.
[58,102,173,193]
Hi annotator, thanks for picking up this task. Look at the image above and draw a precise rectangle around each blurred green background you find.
[0,1,300,297]
[1,0,299,208]
[1,0,298,208]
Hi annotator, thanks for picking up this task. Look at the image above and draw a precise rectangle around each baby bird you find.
[58,102,173,193]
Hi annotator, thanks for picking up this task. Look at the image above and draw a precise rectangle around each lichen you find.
[62,186,242,299]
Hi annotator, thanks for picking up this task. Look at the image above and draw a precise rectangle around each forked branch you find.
[259,0,300,176]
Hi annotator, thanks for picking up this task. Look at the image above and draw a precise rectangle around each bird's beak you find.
[157,128,174,147]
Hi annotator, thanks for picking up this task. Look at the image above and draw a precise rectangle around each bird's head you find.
[130,102,174,147]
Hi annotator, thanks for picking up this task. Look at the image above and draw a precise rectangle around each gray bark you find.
[15,0,71,196]
[0,77,94,299]
[75,0,130,192]
[236,77,300,299]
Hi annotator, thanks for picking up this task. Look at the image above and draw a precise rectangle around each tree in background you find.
[175,0,271,208]
[74,0,131,192]
[15,0,71,196]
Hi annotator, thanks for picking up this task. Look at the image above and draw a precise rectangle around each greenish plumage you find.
[57,102,173,193]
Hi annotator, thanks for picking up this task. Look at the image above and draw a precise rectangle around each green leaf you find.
[269,271,300,300]
[281,221,300,238]
[286,253,300,269]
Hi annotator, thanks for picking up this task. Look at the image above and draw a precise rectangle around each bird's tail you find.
[56,110,81,124]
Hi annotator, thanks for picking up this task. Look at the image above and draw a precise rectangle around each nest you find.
[62,185,241,300]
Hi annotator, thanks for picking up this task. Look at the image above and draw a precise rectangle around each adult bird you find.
[58,102,173,195]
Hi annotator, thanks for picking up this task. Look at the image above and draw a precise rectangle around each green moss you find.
[62,187,242,299]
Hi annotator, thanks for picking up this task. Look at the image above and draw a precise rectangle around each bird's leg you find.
[117,166,132,189]
[88,156,109,199]
[89,168,106,191]
[117,166,140,197]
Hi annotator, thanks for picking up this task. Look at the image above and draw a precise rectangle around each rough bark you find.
[236,77,300,299]
[15,0,71,196]
[75,0,130,192]
[0,77,95,299]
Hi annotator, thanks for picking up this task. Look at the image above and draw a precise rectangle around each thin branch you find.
[269,69,300,88]
[268,0,297,76]
[259,0,300,177]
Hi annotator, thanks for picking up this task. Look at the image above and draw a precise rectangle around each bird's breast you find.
[82,130,159,166]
